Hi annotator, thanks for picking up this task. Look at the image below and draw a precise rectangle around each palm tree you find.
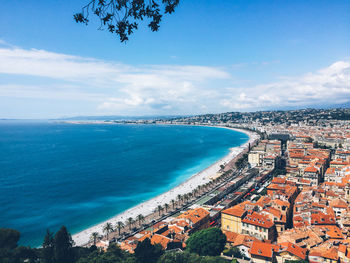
[137,214,145,227]
[192,188,196,197]
[116,221,124,236]
[157,205,163,216]
[184,193,189,203]
[171,199,176,210]
[177,194,182,205]
[164,203,169,213]
[127,217,134,230]
[90,232,99,246]
[103,222,113,240]
[187,193,191,202]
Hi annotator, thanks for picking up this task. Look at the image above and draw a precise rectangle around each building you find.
[221,206,247,233]
[275,242,307,263]
[242,211,276,241]
[249,241,277,263]
[177,207,210,233]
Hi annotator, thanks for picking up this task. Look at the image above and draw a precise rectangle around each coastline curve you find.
[72,126,259,246]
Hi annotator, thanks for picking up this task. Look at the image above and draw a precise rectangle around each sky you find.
[0,0,349,119]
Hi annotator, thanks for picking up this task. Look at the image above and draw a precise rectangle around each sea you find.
[0,122,248,247]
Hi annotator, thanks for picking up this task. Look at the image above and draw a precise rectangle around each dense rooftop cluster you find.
[220,117,350,262]
[161,108,350,126]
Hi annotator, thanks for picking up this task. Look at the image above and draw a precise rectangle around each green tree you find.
[116,221,124,236]
[171,199,176,210]
[0,228,20,250]
[76,244,134,263]
[13,246,38,263]
[183,194,188,203]
[0,228,40,263]
[157,205,163,216]
[54,226,75,263]
[235,154,248,169]
[186,228,226,257]
[74,0,179,42]
[137,214,145,227]
[164,203,169,213]
[42,229,54,263]
[201,256,229,263]
[127,217,135,230]
[134,238,163,263]
[177,194,182,205]
[103,222,113,240]
[223,247,243,258]
[90,232,99,246]
[158,251,200,263]
[158,251,228,263]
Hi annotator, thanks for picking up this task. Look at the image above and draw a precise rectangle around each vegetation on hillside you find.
[185,228,226,257]
[0,227,231,263]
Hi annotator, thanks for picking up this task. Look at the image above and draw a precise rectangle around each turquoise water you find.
[0,123,248,247]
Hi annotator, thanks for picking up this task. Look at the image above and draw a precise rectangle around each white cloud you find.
[0,84,105,101]
[220,61,350,110]
[0,46,231,116]
[0,45,349,117]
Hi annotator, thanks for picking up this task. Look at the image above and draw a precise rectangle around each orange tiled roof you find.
[330,198,348,208]
[278,242,307,260]
[324,226,344,239]
[304,166,318,173]
[151,234,172,249]
[224,231,239,243]
[271,177,287,184]
[311,212,336,225]
[222,206,246,218]
[168,225,183,234]
[272,199,290,208]
[177,207,209,224]
[310,247,339,261]
[242,212,274,228]
[249,241,276,258]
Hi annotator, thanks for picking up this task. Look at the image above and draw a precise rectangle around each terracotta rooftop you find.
[222,206,246,218]
[242,211,274,228]
[304,166,318,173]
[278,242,307,260]
[311,212,336,225]
[330,198,348,208]
[151,234,172,249]
[249,241,277,258]
[177,207,209,224]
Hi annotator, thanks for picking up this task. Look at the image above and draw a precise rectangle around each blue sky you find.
[0,0,349,118]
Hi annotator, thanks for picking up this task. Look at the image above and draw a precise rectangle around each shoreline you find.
[72,126,259,246]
